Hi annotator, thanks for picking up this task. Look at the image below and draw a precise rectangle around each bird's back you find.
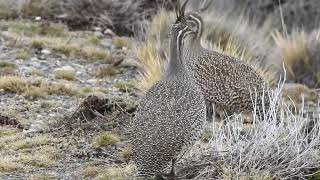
[188,49,269,114]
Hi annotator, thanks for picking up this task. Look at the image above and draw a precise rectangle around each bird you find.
[182,10,270,119]
[130,1,206,179]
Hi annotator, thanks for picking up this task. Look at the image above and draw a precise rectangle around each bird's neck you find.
[165,36,189,78]
[183,38,205,61]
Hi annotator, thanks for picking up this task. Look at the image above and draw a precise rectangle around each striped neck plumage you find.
[166,25,193,76]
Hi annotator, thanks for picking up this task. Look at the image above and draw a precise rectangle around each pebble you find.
[41,49,51,55]
[35,16,42,21]
[104,28,115,37]
[94,31,104,38]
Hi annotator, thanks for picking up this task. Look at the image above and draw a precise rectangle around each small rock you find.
[104,28,116,37]
[94,31,104,38]
[31,57,38,61]
[87,79,98,84]
[35,16,42,21]
[93,27,102,31]
[29,61,41,68]
[41,49,51,55]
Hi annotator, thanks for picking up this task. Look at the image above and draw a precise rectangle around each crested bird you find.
[182,9,270,119]
[130,1,206,179]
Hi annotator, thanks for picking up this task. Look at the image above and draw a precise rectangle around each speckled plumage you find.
[184,12,270,116]
[130,12,205,177]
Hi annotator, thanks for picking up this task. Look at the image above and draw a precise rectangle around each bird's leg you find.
[167,158,176,179]
[205,100,214,123]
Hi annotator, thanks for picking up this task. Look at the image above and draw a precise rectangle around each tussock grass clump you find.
[134,9,174,91]
[114,82,135,93]
[92,132,120,149]
[24,86,47,100]
[272,30,320,88]
[135,41,165,91]
[15,50,31,60]
[96,164,136,180]
[82,165,136,179]
[95,65,118,78]
[10,135,50,150]
[46,83,77,96]
[186,80,320,179]
[120,146,133,161]
[82,166,105,178]
[7,20,66,37]
[29,173,56,180]
[0,75,78,98]
[20,154,56,167]
[113,37,131,48]
[52,44,109,61]
[0,158,22,172]
[0,75,27,93]
[0,61,16,75]
[54,66,76,81]
[87,36,101,46]
[2,20,110,62]
[0,61,16,69]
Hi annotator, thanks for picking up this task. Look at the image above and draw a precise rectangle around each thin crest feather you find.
[180,0,189,18]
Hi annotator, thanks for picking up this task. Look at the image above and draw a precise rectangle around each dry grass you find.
[120,146,133,161]
[54,66,76,81]
[134,9,174,91]
[95,65,118,78]
[0,61,16,75]
[272,30,309,77]
[15,49,31,60]
[113,37,131,48]
[182,80,320,179]
[0,75,78,98]
[0,158,22,173]
[82,166,105,178]
[0,132,60,173]
[272,30,320,87]
[0,75,27,93]
[82,164,136,179]
[10,135,50,150]
[96,164,136,180]
[1,20,110,61]
[29,173,56,180]
[135,41,165,91]
[114,82,135,93]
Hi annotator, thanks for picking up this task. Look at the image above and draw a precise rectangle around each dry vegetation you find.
[0,0,320,179]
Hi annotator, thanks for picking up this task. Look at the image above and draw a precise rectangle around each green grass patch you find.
[92,132,120,149]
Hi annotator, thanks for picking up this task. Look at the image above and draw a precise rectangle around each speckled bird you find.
[183,11,270,118]
[130,1,205,179]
